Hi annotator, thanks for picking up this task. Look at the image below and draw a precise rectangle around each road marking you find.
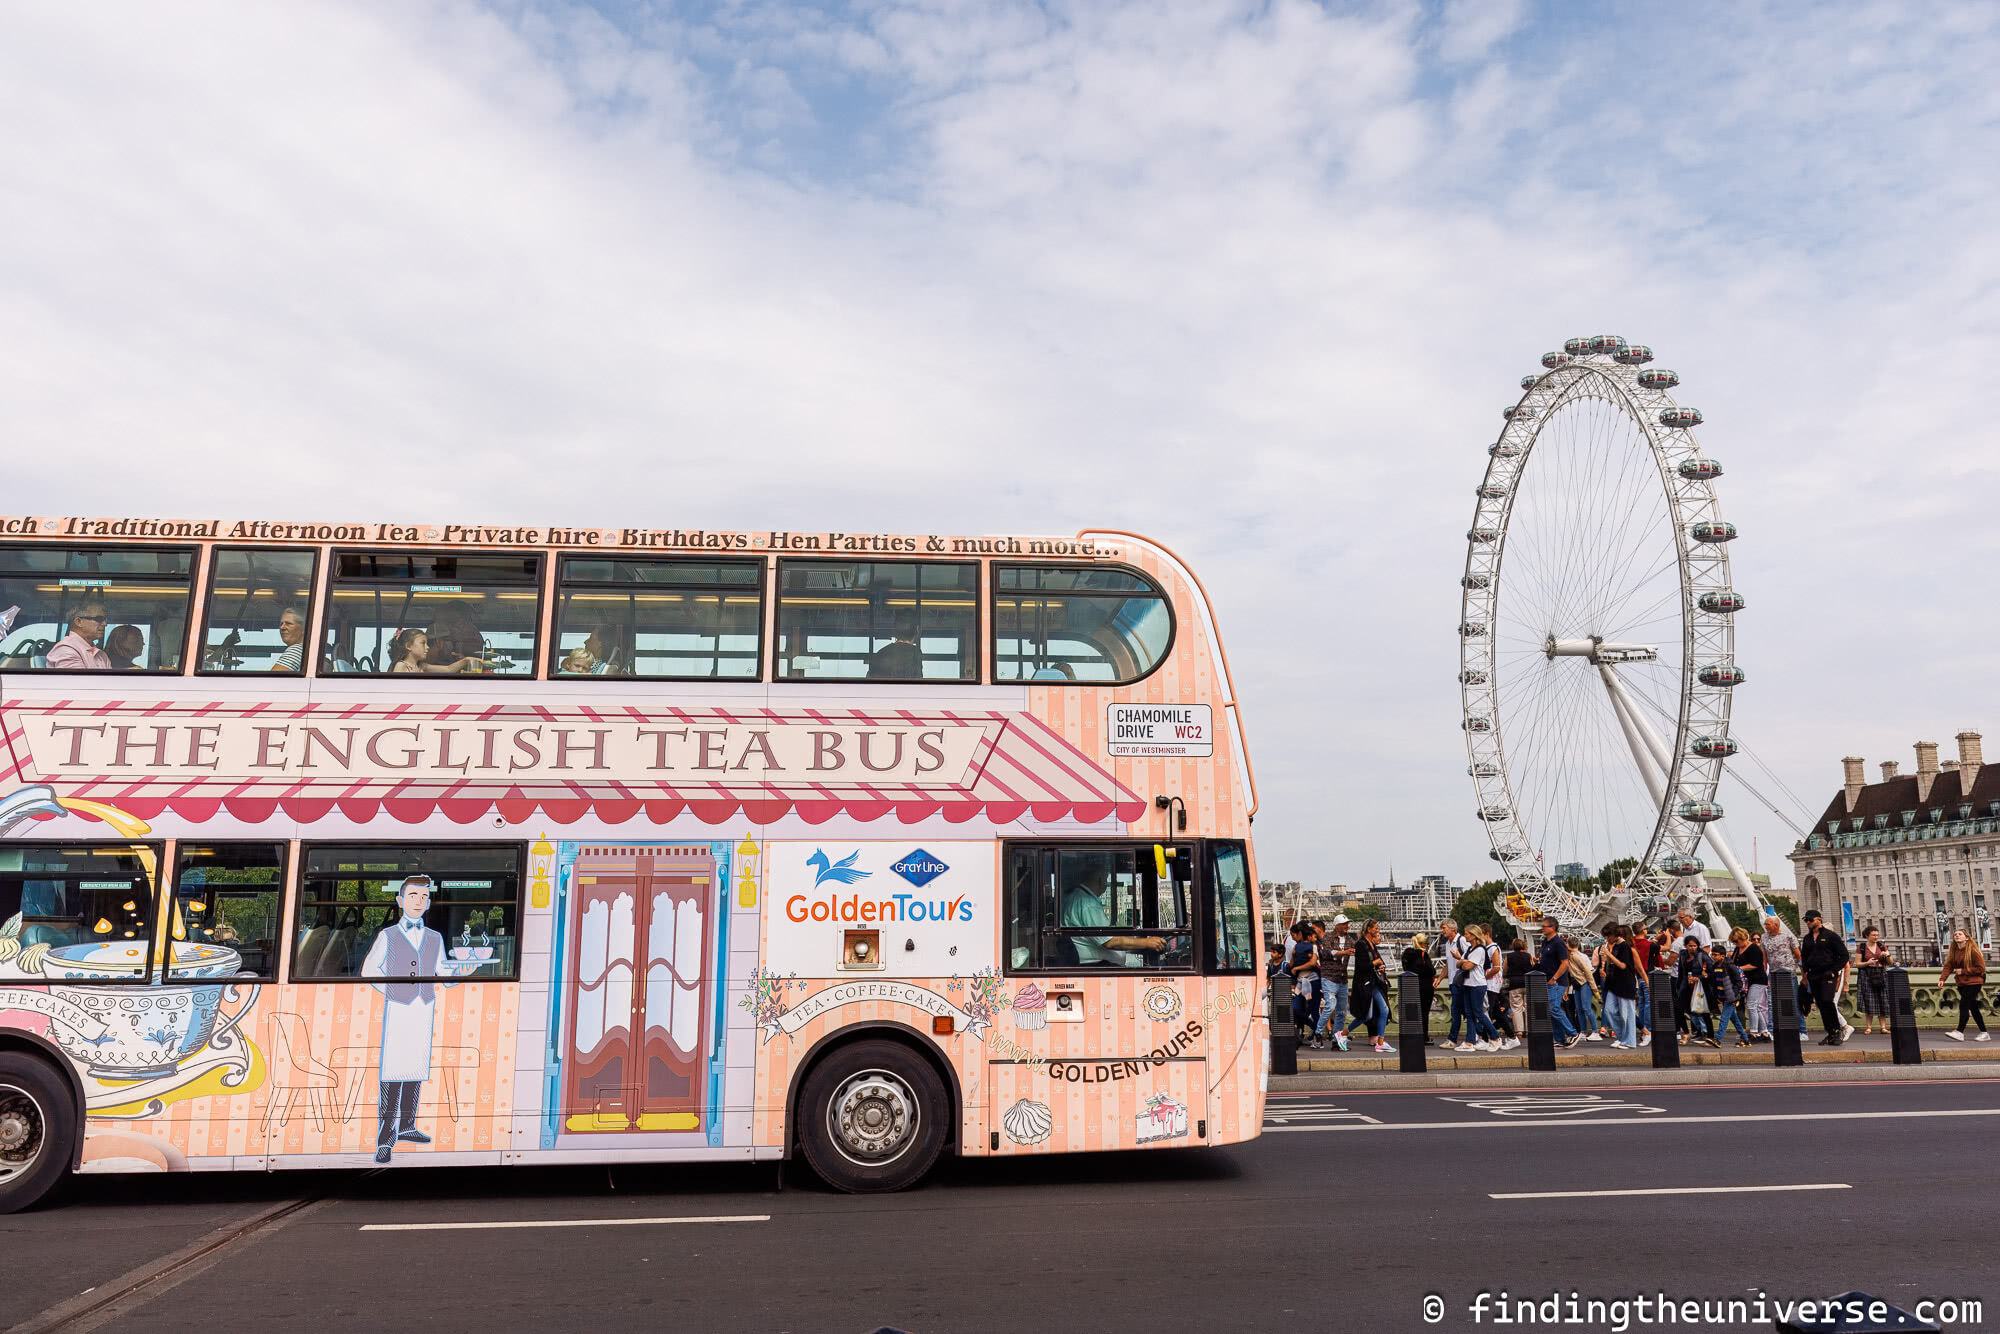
[1441,1093,1664,1117]
[1491,1183,1849,1201]
[1263,1105,1382,1125]
[1264,1107,2000,1132]
[360,1213,770,1232]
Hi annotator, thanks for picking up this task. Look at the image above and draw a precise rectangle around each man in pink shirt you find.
[44,601,112,669]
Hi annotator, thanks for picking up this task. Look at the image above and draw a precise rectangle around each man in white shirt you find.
[1677,908,1713,950]
[362,876,452,1163]
[270,606,307,672]
[43,602,111,670]
[1060,868,1163,967]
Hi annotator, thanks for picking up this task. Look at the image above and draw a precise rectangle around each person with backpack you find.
[1709,943,1751,1046]
[1452,925,1502,1052]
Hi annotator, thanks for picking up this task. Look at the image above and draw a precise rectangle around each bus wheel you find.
[0,1053,75,1214]
[797,1040,948,1194]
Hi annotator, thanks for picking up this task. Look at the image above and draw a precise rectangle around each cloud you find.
[0,0,1995,892]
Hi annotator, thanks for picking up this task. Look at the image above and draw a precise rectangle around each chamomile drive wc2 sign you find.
[1106,704,1212,758]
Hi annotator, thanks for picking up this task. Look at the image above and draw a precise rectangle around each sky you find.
[2,1,1996,892]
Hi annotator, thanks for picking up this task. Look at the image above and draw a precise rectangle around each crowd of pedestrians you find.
[1271,905,1990,1055]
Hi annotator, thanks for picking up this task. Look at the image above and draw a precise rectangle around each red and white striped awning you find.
[0,698,1147,828]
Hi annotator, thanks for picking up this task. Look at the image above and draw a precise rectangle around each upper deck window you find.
[198,548,318,675]
[0,545,194,673]
[553,557,762,680]
[321,551,541,677]
[776,560,977,683]
[993,565,1171,683]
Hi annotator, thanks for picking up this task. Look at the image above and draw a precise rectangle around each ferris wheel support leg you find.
[1599,665,1768,921]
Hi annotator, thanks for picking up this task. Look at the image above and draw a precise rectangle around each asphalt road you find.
[8,1078,1998,1334]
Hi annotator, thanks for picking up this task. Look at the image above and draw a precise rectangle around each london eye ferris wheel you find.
[1459,335,1763,932]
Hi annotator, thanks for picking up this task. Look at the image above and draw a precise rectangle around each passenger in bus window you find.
[271,606,307,672]
[426,600,487,671]
[867,611,922,679]
[44,601,111,670]
[560,626,622,676]
[105,624,145,671]
[1061,866,1165,966]
[390,628,478,675]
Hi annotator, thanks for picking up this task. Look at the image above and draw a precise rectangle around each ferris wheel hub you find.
[1543,635,1659,664]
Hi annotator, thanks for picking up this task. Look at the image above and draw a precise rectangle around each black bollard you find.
[1887,967,1922,1065]
[1770,967,1803,1068]
[1648,967,1679,1069]
[1524,969,1556,1072]
[1269,972,1297,1076]
[1398,968,1426,1073]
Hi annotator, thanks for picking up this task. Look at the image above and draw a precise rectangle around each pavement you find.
[7,1078,1998,1333]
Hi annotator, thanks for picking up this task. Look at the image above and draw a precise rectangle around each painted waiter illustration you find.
[361,875,453,1163]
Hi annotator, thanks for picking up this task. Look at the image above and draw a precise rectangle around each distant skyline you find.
[3,2,1995,888]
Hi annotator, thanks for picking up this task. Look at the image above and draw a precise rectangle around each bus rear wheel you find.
[796,1040,948,1194]
[0,1053,75,1214]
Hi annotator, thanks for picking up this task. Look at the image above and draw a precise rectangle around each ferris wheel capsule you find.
[1615,344,1655,365]
[1589,334,1628,355]
[1697,589,1745,614]
[1459,669,1489,686]
[1520,374,1541,390]
[1690,520,1736,543]
[1459,621,1488,638]
[1659,406,1703,428]
[1468,760,1500,777]
[1463,714,1494,733]
[1503,404,1537,421]
[1690,735,1739,759]
[1469,527,1498,543]
[1490,441,1523,457]
[1563,336,1593,356]
[1698,663,1745,687]
[1677,800,1723,823]
[1678,457,1723,481]
[1477,805,1511,822]
[1656,853,1704,877]
[1637,368,1679,389]
[1489,844,1524,861]
[1461,573,1492,590]
[1477,482,1509,499]
[1541,351,1572,369]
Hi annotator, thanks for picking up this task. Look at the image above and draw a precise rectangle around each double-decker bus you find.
[0,516,1262,1209]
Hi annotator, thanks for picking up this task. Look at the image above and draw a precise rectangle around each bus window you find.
[1205,841,1255,975]
[993,565,1171,683]
[776,560,977,682]
[0,843,157,979]
[199,548,317,674]
[293,844,522,982]
[1005,843,1194,972]
[321,552,540,677]
[0,545,194,673]
[552,556,762,679]
[170,843,285,981]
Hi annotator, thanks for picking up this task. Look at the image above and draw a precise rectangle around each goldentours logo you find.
[808,849,871,887]
[891,848,949,888]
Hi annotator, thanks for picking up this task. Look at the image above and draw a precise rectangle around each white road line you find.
[1491,1183,1849,1201]
[360,1214,770,1232]
[1263,1107,2000,1132]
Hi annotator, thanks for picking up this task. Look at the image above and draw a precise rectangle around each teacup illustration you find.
[42,941,250,1079]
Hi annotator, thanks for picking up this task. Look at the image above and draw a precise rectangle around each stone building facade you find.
[1789,730,2000,959]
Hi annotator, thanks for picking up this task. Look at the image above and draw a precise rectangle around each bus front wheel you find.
[796,1039,948,1193]
[0,1052,75,1214]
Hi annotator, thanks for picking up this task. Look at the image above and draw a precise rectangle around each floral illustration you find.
[739,966,802,1030]
[961,966,1010,1026]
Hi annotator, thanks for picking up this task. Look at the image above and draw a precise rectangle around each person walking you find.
[1630,925,1655,1045]
[1761,913,1808,1037]
[1939,928,1990,1041]
[1401,931,1438,1043]
[1501,935,1529,1041]
[1799,910,1854,1045]
[1454,926,1502,1052]
[1439,918,1470,1049]
[1710,943,1751,1045]
[1350,918,1395,1054]
[1537,916,1580,1049]
[1731,926,1770,1041]
[1283,922,1319,1046]
[1320,916,1354,1051]
[1563,938,1603,1042]
[1855,926,1893,1036]
[1677,933,1719,1047]
[1600,923,1641,1049]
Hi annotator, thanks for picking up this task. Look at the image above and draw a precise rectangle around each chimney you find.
[1880,760,1900,781]
[1958,730,1984,775]
[1842,756,1866,811]
[1915,741,1940,802]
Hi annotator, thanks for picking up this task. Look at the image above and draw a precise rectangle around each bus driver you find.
[1061,866,1166,967]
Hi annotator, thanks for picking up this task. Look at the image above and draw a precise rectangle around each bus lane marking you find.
[1440,1093,1664,1118]
[360,1213,771,1232]
[1491,1183,1848,1201]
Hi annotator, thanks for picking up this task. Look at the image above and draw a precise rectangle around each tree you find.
[1595,858,1638,892]
[1448,883,1507,940]
[1345,903,1386,923]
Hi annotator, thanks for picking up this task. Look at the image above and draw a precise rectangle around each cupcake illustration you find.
[1002,1098,1053,1146]
[1012,982,1047,1030]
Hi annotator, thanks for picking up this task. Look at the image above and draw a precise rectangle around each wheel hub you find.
[829,1070,917,1165]
[0,1087,44,1176]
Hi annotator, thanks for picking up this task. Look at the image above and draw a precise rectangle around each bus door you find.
[558,845,715,1134]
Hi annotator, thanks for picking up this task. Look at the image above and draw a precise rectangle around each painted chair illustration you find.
[263,1012,338,1133]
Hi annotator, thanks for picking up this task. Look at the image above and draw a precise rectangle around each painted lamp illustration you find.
[0,784,255,1091]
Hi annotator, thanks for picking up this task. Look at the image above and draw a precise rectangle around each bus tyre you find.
[797,1040,949,1194]
[0,1053,75,1214]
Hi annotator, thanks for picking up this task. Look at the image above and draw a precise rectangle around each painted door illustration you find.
[561,845,714,1133]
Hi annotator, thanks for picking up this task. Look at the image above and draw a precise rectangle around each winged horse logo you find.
[807,849,871,887]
